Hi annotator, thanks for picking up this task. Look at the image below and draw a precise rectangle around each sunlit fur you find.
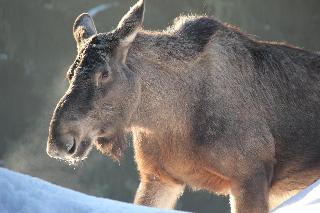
[47,1,320,213]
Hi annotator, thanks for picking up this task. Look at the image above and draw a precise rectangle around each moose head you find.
[47,0,144,163]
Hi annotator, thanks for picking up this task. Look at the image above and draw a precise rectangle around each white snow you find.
[0,168,186,213]
[0,168,319,213]
[271,179,320,213]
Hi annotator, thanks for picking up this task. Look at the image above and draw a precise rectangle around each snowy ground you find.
[0,168,319,213]
[271,179,320,213]
[0,168,186,213]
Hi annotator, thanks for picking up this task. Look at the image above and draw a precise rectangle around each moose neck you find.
[125,31,199,132]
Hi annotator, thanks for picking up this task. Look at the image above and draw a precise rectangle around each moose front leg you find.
[230,169,271,213]
[134,176,185,209]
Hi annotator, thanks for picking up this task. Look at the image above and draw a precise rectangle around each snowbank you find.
[0,168,186,213]
[0,168,319,213]
[271,179,320,213]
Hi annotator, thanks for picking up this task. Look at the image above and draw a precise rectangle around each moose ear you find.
[73,13,97,50]
[114,0,145,63]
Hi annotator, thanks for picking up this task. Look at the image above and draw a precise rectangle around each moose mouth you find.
[59,128,126,164]
[67,135,117,162]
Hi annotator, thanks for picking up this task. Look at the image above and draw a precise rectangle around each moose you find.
[47,0,320,212]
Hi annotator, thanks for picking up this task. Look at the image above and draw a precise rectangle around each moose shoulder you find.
[46,0,320,212]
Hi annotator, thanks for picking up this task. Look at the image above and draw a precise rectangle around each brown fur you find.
[47,1,320,212]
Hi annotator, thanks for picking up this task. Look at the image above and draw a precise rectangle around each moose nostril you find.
[66,137,77,155]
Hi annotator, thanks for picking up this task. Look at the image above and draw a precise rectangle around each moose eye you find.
[101,71,109,79]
